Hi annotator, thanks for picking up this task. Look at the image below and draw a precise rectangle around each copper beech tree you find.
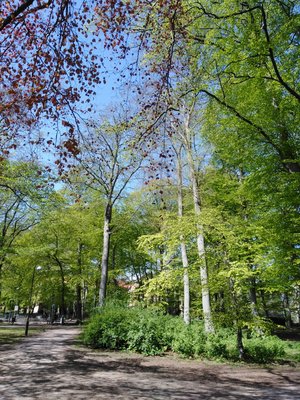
[0,0,102,153]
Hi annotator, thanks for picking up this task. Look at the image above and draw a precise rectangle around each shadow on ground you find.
[0,327,299,400]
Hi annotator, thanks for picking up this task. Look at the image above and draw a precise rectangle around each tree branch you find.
[260,5,300,102]
[196,2,300,102]
[199,89,285,158]
[0,0,53,32]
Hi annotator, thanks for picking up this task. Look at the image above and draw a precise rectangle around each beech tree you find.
[94,0,299,173]
[66,115,144,306]
[93,0,299,323]
[107,194,159,286]
[175,102,214,333]
[3,190,104,319]
[0,160,52,295]
[0,0,103,156]
[186,0,300,173]
[141,94,215,330]
[174,143,190,324]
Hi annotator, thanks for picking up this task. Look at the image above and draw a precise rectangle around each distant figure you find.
[11,316,16,324]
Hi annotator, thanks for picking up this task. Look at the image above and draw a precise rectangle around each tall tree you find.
[0,160,52,294]
[174,143,190,324]
[94,0,300,174]
[164,97,215,332]
[67,115,144,306]
[4,190,103,318]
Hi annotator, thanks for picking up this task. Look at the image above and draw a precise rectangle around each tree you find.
[93,0,299,332]
[107,194,159,286]
[177,104,214,333]
[0,0,103,155]
[94,0,300,174]
[189,0,300,173]
[0,159,52,295]
[66,114,144,306]
[135,182,187,315]
[4,189,104,320]
[174,143,190,324]
[158,97,215,332]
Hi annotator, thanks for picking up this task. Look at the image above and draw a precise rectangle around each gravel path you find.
[0,326,299,400]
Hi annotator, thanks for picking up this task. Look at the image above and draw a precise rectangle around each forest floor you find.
[0,326,299,400]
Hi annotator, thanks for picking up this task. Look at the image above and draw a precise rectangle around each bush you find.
[244,336,285,363]
[162,316,184,348]
[205,334,229,359]
[127,310,178,355]
[83,306,134,349]
[171,322,207,358]
[283,341,300,363]
[83,307,286,364]
[83,306,178,355]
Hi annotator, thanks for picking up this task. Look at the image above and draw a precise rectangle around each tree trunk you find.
[0,261,2,298]
[98,202,112,307]
[237,326,245,360]
[53,254,66,321]
[76,241,83,321]
[282,293,292,328]
[260,290,270,319]
[249,279,259,317]
[75,284,82,320]
[176,146,190,324]
[0,257,6,298]
[181,242,190,324]
[58,263,66,319]
[186,145,214,333]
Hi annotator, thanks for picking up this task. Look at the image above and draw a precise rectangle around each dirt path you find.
[0,326,299,400]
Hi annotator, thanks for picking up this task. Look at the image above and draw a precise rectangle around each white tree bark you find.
[176,146,190,324]
[183,111,214,334]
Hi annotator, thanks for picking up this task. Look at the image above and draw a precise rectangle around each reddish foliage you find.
[93,0,187,136]
[0,0,102,130]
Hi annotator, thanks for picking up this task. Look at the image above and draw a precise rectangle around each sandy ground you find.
[0,326,299,400]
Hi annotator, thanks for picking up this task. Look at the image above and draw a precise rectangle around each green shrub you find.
[171,326,195,357]
[83,306,177,355]
[171,322,207,358]
[127,310,176,355]
[162,316,185,348]
[244,336,285,363]
[205,334,229,359]
[83,307,287,364]
[283,341,300,362]
[83,306,134,349]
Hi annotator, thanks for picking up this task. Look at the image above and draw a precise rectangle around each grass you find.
[281,340,300,363]
[0,326,45,345]
[274,327,300,364]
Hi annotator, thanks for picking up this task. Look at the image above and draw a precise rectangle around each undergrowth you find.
[83,306,297,364]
